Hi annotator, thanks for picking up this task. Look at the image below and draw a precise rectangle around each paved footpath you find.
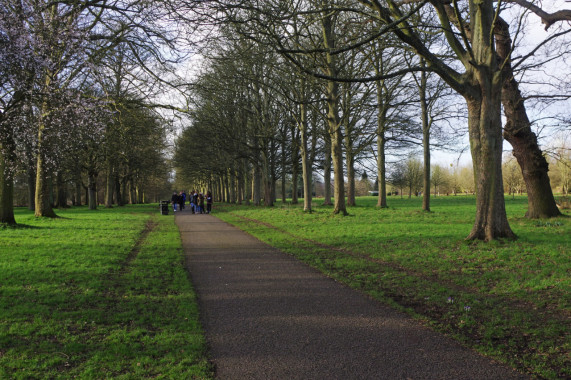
[176,211,528,380]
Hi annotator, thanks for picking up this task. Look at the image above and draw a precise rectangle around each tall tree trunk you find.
[35,159,57,217]
[88,169,97,210]
[242,161,250,205]
[281,133,287,204]
[270,138,277,203]
[237,166,244,205]
[115,174,124,206]
[105,161,114,208]
[217,177,222,203]
[376,133,387,208]
[300,101,312,212]
[252,165,261,206]
[375,81,388,208]
[262,152,273,207]
[129,179,137,204]
[495,18,561,219]
[345,142,356,207]
[0,133,16,224]
[323,132,332,205]
[55,171,67,208]
[465,94,515,241]
[419,63,431,212]
[229,168,236,204]
[74,179,82,206]
[291,125,300,204]
[27,159,36,211]
[322,10,346,215]
[463,3,515,241]
[34,128,57,217]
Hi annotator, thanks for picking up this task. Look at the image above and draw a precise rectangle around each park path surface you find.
[176,210,528,380]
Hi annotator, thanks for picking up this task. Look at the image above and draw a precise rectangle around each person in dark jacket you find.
[206,191,213,214]
[198,193,205,214]
[178,191,184,211]
[171,191,179,212]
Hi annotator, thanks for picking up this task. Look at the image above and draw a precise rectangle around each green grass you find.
[214,195,570,379]
[0,205,213,379]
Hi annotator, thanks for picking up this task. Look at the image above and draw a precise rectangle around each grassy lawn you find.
[214,195,570,379]
[0,205,212,379]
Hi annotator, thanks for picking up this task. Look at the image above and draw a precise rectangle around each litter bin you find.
[160,200,169,215]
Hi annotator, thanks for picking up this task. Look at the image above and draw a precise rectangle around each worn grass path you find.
[177,210,528,379]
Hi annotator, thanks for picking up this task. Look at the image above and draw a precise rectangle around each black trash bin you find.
[160,200,169,215]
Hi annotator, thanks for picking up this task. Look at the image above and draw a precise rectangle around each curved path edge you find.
[176,211,528,380]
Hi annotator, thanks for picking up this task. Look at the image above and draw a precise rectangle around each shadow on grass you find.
[1,223,46,230]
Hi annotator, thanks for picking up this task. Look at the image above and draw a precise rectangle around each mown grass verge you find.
[0,205,213,379]
[213,195,570,379]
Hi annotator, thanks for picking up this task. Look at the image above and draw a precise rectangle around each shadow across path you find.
[176,212,527,379]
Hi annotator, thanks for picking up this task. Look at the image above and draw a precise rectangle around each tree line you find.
[173,0,570,241]
[2,1,570,241]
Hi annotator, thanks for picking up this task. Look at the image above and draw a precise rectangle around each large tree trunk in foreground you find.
[466,93,515,241]
[495,17,561,219]
[502,83,561,218]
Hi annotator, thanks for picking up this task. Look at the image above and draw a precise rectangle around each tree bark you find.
[376,132,387,208]
[419,65,431,212]
[465,93,515,241]
[322,132,333,206]
[252,165,261,206]
[88,169,98,210]
[495,17,561,218]
[115,174,124,206]
[34,127,57,218]
[0,134,16,224]
[322,9,347,215]
[345,137,356,207]
[105,161,114,208]
[237,165,244,205]
[291,126,300,204]
[55,171,67,208]
[281,129,287,204]
[27,160,35,211]
[300,101,313,212]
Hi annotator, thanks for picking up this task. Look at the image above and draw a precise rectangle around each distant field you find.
[214,195,570,379]
[0,205,212,379]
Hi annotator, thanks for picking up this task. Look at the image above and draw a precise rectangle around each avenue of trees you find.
[174,0,571,241]
[2,0,571,241]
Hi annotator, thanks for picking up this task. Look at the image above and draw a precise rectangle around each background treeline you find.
[1,0,183,221]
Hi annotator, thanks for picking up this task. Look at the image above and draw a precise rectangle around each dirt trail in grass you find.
[176,211,528,379]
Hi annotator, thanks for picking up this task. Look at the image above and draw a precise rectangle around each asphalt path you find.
[176,210,528,380]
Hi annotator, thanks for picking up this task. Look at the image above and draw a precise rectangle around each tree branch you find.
[506,0,571,30]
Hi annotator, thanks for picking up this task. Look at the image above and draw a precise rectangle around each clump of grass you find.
[0,205,212,379]
[215,195,570,379]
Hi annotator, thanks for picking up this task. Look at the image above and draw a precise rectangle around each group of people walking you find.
[171,190,213,214]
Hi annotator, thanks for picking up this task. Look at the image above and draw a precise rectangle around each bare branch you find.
[506,0,571,30]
